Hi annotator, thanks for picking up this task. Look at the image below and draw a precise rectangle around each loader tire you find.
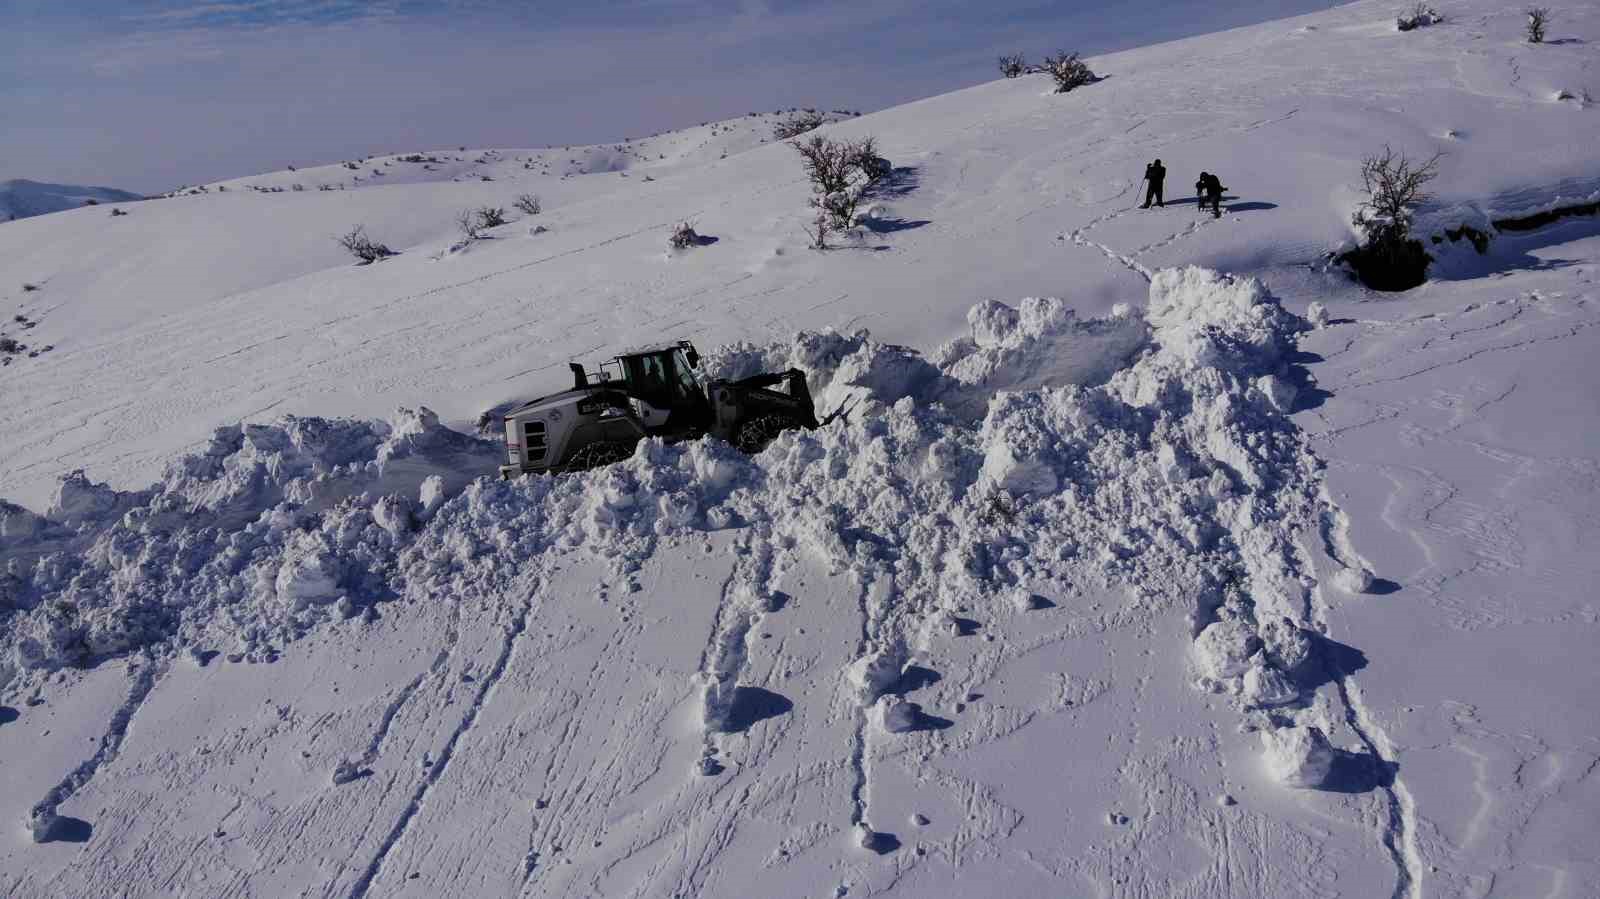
[565,440,635,472]
[734,414,800,454]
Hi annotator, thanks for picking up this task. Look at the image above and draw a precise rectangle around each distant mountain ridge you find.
[1,178,143,222]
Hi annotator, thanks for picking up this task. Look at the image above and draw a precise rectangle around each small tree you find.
[1526,7,1549,43]
[998,53,1028,78]
[792,134,890,235]
[513,193,541,215]
[336,225,396,264]
[1346,145,1442,290]
[1041,51,1096,93]
[773,110,826,140]
[456,209,483,240]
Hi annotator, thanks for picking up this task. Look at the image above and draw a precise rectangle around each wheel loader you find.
[498,340,821,478]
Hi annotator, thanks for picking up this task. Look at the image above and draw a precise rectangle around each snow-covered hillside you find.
[3,1,1598,897]
[0,179,143,222]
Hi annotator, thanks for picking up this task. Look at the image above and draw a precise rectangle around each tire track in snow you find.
[354,647,451,772]
[347,586,538,899]
[26,652,166,842]
[1312,498,1423,898]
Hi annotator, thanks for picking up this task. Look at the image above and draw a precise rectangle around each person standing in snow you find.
[1195,171,1225,218]
[1140,159,1166,208]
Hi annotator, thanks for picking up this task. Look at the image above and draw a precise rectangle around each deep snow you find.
[3,0,1599,896]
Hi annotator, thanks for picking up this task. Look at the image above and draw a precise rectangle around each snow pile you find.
[1260,726,1335,788]
[3,265,1343,791]
[0,408,500,670]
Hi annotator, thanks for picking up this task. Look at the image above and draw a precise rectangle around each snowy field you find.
[3,1,1598,896]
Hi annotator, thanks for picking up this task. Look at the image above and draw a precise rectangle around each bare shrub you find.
[21,283,39,292]
[336,226,396,264]
[1344,145,1443,290]
[1396,3,1442,30]
[513,193,542,215]
[773,110,826,140]
[456,210,482,240]
[1041,51,1097,93]
[668,222,700,249]
[998,53,1028,78]
[476,206,508,228]
[110,208,129,217]
[844,136,891,185]
[0,337,22,355]
[792,134,892,236]
[1526,7,1548,43]
[801,209,832,251]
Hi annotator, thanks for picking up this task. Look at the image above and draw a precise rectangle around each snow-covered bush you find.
[336,225,396,264]
[513,193,541,216]
[1041,51,1097,93]
[1343,144,1441,291]
[1396,3,1442,31]
[997,53,1028,78]
[772,110,826,140]
[1526,7,1549,43]
[792,134,889,235]
[668,222,700,249]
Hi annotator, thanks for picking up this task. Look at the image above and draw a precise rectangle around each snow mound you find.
[0,408,500,670]
[1260,725,1335,788]
[3,266,1339,791]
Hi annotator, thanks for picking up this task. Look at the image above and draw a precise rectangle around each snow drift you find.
[2,265,1358,801]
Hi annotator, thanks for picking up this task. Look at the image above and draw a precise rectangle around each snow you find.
[3,0,1600,895]
[1260,725,1336,788]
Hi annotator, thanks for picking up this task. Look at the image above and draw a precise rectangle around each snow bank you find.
[2,265,1347,792]
[0,408,500,670]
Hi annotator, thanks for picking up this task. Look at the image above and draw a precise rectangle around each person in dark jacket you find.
[1140,159,1166,208]
[1196,171,1225,217]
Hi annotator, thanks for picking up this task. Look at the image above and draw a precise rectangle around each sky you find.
[2,1,1345,195]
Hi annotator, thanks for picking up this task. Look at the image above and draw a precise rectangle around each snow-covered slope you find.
[0,179,143,222]
[3,1,1599,897]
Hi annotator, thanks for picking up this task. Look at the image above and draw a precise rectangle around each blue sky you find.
[3,1,1342,194]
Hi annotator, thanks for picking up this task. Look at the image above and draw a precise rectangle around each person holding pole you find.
[1140,158,1166,208]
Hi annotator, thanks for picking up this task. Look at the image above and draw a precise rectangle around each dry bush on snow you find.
[1396,3,1442,30]
[792,134,890,236]
[476,206,508,228]
[456,210,483,240]
[1041,51,1097,93]
[998,53,1028,78]
[1344,145,1442,290]
[772,110,827,140]
[668,222,700,249]
[1526,7,1549,43]
[336,225,396,264]
[513,194,542,215]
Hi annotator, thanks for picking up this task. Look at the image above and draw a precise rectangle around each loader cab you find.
[616,342,711,436]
